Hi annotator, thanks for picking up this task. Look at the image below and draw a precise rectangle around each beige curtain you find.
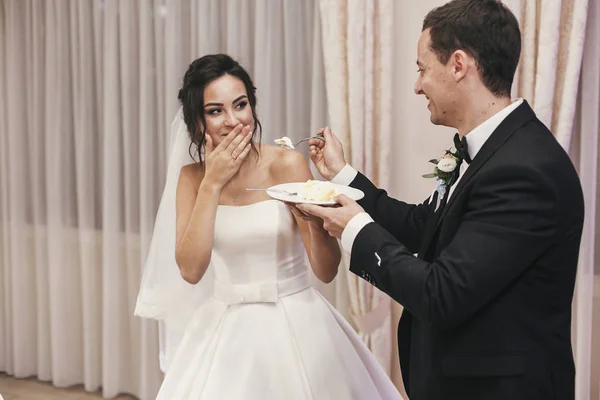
[319,0,395,381]
[569,0,600,398]
[505,0,589,148]
[0,1,326,399]
[503,0,598,398]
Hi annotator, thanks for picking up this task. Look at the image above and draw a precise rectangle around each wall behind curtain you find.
[388,0,451,390]
[0,1,327,398]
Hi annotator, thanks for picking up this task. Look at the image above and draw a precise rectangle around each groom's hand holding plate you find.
[297,194,365,239]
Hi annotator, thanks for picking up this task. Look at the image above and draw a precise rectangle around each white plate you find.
[266,182,364,205]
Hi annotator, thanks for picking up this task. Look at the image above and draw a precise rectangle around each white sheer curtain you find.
[0,1,327,399]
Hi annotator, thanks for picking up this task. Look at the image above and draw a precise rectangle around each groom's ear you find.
[449,50,470,83]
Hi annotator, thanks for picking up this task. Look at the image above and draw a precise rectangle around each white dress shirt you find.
[332,98,524,254]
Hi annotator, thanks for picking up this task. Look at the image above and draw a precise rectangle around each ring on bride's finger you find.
[231,154,237,160]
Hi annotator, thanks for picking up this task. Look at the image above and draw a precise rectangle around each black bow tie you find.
[453,133,471,164]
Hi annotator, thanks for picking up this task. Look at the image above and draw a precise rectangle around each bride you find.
[134,54,402,399]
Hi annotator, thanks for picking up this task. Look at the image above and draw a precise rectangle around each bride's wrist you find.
[199,179,223,195]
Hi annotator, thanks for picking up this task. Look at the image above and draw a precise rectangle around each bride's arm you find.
[174,165,221,284]
[175,126,253,284]
[276,151,342,283]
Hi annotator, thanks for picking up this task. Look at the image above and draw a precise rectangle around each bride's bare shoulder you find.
[263,144,311,183]
[179,162,205,188]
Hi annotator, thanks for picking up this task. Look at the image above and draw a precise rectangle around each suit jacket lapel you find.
[419,101,537,255]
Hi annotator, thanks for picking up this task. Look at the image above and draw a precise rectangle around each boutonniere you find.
[422,148,462,200]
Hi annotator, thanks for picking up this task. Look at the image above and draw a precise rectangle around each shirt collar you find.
[464,98,524,160]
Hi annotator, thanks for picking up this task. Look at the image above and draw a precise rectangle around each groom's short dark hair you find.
[423,0,521,98]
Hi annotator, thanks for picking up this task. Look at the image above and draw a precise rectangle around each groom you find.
[298,0,584,399]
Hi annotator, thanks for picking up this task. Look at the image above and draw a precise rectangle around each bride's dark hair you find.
[177,54,262,162]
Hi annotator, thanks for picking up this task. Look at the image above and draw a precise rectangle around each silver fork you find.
[276,134,325,149]
[245,188,298,196]
[293,134,325,147]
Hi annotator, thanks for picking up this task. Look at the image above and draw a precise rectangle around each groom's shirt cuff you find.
[341,212,374,254]
[330,164,358,186]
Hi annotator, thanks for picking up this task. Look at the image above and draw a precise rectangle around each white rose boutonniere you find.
[422,149,463,200]
[437,156,457,173]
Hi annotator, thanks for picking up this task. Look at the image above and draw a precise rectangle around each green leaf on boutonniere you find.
[437,171,452,180]
[446,169,460,187]
[422,173,437,178]
[428,159,439,165]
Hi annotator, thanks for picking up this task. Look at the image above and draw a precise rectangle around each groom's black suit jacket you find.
[348,102,584,400]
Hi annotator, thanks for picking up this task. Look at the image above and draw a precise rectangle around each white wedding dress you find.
[156,200,402,399]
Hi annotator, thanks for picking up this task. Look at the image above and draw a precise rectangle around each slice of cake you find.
[274,136,295,149]
[298,180,338,202]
